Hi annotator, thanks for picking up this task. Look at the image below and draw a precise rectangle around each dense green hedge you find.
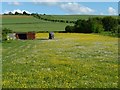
[65,16,119,37]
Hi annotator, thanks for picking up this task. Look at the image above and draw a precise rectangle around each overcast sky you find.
[1,1,118,15]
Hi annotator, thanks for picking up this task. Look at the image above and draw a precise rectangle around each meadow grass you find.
[2,33,118,88]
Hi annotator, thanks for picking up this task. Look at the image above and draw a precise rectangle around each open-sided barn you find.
[16,32,35,40]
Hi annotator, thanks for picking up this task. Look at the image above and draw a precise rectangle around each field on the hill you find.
[1,15,73,32]
[2,33,118,88]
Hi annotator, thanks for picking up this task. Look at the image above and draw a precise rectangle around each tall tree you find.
[15,11,19,15]
[23,11,27,15]
[8,12,13,15]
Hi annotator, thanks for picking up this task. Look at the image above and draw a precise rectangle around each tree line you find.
[3,11,42,16]
[32,14,75,24]
[65,16,119,37]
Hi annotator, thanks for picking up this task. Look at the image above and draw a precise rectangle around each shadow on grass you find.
[36,38,49,40]
[36,38,57,41]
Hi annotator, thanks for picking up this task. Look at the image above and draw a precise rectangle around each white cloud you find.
[4,9,31,14]
[32,2,95,15]
[108,7,117,15]
[60,2,94,14]
[8,2,20,6]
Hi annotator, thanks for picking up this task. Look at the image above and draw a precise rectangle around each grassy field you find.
[2,33,118,88]
[1,15,73,32]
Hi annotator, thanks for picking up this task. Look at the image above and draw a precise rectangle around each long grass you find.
[2,33,118,88]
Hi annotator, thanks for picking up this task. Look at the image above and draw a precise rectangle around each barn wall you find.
[27,32,35,40]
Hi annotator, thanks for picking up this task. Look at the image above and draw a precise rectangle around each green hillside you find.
[1,15,117,32]
[1,15,73,32]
